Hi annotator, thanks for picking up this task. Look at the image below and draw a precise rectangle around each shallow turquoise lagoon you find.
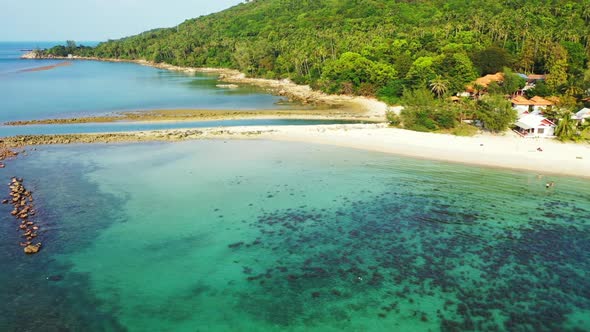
[1,140,589,331]
[0,42,299,124]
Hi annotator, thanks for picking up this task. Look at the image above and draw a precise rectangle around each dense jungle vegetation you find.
[45,0,590,138]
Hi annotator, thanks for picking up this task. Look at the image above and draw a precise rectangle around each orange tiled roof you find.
[527,74,546,80]
[465,72,504,92]
[530,96,553,106]
[474,73,504,87]
[511,95,533,105]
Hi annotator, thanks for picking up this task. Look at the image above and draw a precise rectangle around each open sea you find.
[1,42,590,332]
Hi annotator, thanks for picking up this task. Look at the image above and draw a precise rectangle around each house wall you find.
[513,105,529,115]
[534,126,555,137]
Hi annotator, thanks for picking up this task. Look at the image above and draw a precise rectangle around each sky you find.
[0,0,243,41]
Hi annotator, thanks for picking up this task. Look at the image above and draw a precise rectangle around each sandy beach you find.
[4,124,589,178]
[264,124,590,178]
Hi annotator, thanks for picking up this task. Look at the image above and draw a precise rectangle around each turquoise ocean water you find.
[0,42,589,331]
[1,141,589,331]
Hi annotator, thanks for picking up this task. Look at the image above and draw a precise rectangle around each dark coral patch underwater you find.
[231,190,590,331]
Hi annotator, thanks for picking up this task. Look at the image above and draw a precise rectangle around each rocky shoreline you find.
[0,128,271,148]
[4,109,375,126]
[20,52,390,120]
[0,141,20,169]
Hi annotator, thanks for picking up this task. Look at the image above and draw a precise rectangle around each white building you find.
[511,96,554,116]
[575,108,590,123]
[514,114,556,138]
[511,96,533,115]
[529,96,554,113]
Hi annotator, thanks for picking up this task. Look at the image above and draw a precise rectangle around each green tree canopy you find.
[501,68,526,95]
[475,95,517,132]
[320,52,397,95]
[40,0,590,106]
[471,46,513,75]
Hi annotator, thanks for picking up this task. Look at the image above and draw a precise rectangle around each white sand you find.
[199,124,590,178]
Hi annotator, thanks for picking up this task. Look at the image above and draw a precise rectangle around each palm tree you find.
[555,111,578,141]
[563,81,583,97]
[429,75,449,98]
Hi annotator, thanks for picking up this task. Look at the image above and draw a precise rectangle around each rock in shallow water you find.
[23,243,41,254]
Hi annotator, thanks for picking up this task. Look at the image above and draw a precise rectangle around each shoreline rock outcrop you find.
[0,143,19,160]
[20,51,41,59]
[0,129,270,148]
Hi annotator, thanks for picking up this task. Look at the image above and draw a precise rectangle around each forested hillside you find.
[45,0,590,138]
[50,0,590,97]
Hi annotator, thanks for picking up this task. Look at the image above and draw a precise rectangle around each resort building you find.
[529,96,553,112]
[511,96,554,115]
[511,96,534,115]
[514,114,556,138]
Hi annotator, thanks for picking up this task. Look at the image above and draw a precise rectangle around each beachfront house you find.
[511,96,554,115]
[514,114,556,138]
[511,96,533,115]
[575,108,590,123]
